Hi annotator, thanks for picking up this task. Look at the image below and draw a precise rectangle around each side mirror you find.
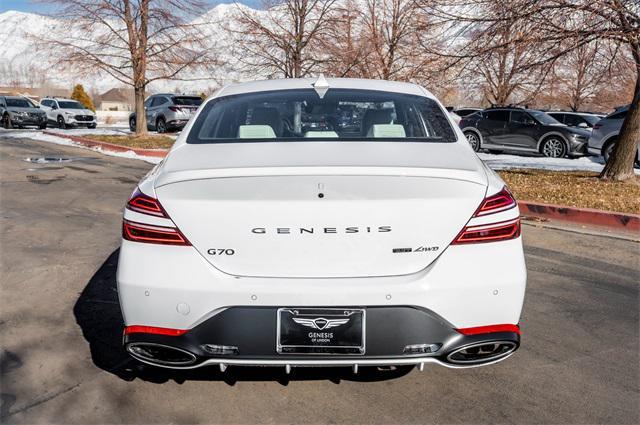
[52,104,58,110]
[577,122,589,128]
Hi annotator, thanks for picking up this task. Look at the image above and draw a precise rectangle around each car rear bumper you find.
[123,306,521,370]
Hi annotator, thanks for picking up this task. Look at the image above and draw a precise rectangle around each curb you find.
[519,201,640,233]
[40,131,640,233]
[44,131,169,158]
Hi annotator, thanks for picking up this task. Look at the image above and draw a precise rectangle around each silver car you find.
[588,106,639,163]
[129,94,203,133]
[0,96,47,129]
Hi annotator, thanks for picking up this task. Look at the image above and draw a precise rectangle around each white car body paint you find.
[117,78,527,369]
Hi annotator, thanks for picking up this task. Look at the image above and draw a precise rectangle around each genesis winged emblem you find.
[292,317,350,330]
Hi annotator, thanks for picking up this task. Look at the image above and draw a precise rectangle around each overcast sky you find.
[0,0,262,14]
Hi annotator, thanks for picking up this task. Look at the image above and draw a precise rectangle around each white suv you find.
[40,97,97,129]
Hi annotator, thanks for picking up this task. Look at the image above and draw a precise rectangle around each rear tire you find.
[541,137,567,158]
[2,113,11,129]
[129,117,136,132]
[156,117,166,133]
[464,131,481,152]
[603,140,616,163]
[57,116,66,129]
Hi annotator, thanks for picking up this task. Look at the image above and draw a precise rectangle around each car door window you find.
[564,114,584,127]
[152,97,168,108]
[510,111,532,124]
[486,110,509,122]
[609,110,627,120]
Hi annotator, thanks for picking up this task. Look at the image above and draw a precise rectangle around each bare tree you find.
[228,0,338,79]
[359,0,431,81]
[38,0,218,134]
[421,0,640,181]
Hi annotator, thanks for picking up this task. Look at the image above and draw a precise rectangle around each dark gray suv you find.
[459,107,591,158]
[0,96,47,129]
[129,94,202,133]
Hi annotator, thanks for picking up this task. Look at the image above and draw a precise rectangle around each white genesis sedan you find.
[117,77,527,371]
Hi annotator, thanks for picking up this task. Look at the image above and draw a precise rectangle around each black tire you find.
[156,117,166,134]
[540,137,567,158]
[488,149,503,155]
[603,141,616,163]
[57,116,66,129]
[2,113,12,129]
[464,131,481,152]
[39,122,47,130]
[129,117,136,132]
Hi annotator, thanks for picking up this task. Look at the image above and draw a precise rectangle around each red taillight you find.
[126,188,167,217]
[123,220,191,246]
[474,186,517,216]
[452,218,521,244]
[168,106,181,112]
[124,325,188,336]
[457,324,520,335]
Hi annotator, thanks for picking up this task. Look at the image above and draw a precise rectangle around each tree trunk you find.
[599,71,639,181]
[134,85,147,135]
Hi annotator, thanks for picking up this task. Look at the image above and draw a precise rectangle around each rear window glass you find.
[486,110,509,121]
[187,89,456,144]
[173,96,202,106]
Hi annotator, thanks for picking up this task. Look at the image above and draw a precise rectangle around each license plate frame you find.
[276,308,365,355]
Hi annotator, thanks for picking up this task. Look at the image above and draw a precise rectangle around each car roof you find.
[214,78,433,99]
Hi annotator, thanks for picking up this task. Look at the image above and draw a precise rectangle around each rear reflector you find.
[123,220,191,246]
[474,187,517,216]
[124,325,188,336]
[457,324,520,335]
[126,188,167,217]
[452,218,520,244]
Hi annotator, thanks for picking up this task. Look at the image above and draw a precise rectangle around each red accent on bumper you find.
[457,324,520,335]
[124,325,188,336]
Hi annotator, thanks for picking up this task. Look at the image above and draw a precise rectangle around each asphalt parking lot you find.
[1,136,638,424]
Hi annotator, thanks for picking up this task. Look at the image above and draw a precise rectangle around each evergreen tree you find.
[70,84,95,111]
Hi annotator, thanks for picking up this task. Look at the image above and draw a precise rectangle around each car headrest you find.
[362,108,394,136]
[250,107,282,136]
[366,124,406,138]
[237,125,276,139]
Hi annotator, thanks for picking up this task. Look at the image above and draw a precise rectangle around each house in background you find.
[0,86,68,103]
[97,88,133,111]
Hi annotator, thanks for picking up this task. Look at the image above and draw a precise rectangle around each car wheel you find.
[603,141,616,163]
[156,117,166,134]
[57,116,66,129]
[464,131,480,152]
[541,137,567,158]
[129,117,136,132]
[2,113,11,129]
[488,149,503,155]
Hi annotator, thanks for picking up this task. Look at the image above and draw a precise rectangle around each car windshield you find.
[529,111,561,125]
[6,98,35,108]
[173,96,202,106]
[58,101,85,109]
[187,89,456,144]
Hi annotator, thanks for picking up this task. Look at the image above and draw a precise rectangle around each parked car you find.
[459,107,591,157]
[118,77,526,372]
[547,111,602,130]
[128,94,203,133]
[587,105,639,164]
[39,97,97,129]
[454,107,483,117]
[0,95,47,129]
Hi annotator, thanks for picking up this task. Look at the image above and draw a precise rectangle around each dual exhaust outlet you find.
[126,340,518,370]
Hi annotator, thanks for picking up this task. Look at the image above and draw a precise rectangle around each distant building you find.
[0,86,68,103]
[98,88,133,111]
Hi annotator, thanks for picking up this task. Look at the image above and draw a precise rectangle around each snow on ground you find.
[0,129,163,164]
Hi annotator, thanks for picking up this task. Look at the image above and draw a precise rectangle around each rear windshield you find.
[6,98,35,108]
[529,110,561,125]
[173,96,203,106]
[187,89,456,144]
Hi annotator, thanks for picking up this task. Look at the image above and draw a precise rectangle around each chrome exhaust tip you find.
[126,342,197,366]
[446,341,517,365]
